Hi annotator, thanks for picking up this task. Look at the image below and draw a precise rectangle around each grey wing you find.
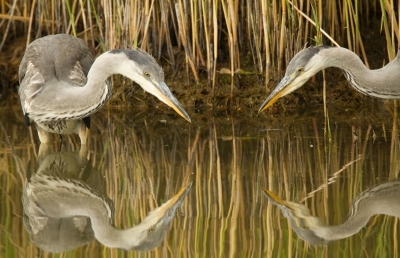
[18,61,46,115]
[22,180,49,235]
[18,60,89,119]
[18,34,94,119]
[69,61,88,86]
[69,41,93,85]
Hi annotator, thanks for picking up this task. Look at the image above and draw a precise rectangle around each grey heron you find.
[258,46,400,113]
[262,180,400,245]
[19,34,191,144]
[23,149,192,251]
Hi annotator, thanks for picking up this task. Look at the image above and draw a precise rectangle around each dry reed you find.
[0,0,398,95]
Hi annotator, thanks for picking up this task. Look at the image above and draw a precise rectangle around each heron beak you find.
[261,187,287,206]
[126,182,192,251]
[153,81,191,123]
[157,182,192,219]
[258,75,297,113]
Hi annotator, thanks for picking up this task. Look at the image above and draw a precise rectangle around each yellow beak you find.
[258,75,297,113]
[153,81,191,122]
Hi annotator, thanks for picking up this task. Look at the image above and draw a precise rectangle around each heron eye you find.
[149,228,154,233]
[144,72,151,77]
[297,68,304,73]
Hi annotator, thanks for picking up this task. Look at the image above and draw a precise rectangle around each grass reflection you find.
[0,105,399,257]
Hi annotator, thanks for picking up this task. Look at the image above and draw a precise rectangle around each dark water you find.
[1,100,399,257]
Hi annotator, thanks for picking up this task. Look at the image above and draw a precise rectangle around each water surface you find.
[1,100,399,257]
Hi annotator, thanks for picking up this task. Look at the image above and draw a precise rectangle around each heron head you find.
[109,49,191,122]
[258,46,332,113]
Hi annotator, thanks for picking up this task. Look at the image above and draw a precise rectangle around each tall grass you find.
[0,0,399,93]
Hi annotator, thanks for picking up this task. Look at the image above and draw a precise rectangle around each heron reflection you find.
[23,145,192,252]
[262,180,400,245]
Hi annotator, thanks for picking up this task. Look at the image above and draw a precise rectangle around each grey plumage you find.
[284,46,332,76]
[23,147,192,251]
[259,46,400,112]
[19,34,191,144]
[262,180,400,245]
[110,49,164,80]
[19,34,93,85]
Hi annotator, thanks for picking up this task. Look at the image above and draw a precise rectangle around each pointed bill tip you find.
[258,91,285,113]
[154,82,191,122]
[258,76,295,113]
[176,182,193,198]
[160,182,192,214]
[261,187,285,205]
[169,182,193,204]
[171,105,191,123]
[258,98,274,113]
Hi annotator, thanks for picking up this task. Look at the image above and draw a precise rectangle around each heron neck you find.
[70,53,118,118]
[58,197,145,250]
[86,52,120,84]
[321,47,400,99]
[312,184,400,241]
[87,210,144,249]
[314,213,371,241]
[31,173,150,250]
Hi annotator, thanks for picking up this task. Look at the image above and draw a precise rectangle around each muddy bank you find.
[0,33,392,120]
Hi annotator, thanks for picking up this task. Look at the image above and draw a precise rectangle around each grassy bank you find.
[0,0,399,108]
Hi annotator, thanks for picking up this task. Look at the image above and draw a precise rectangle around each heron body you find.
[24,174,192,251]
[19,34,191,144]
[262,180,400,245]
[23,149,192,251]
[259,46,400,112]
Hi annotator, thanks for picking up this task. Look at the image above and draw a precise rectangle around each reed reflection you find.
[262,180,400,245]
[22,144,192,252]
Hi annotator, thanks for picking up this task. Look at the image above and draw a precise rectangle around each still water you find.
[1,100,399,257]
